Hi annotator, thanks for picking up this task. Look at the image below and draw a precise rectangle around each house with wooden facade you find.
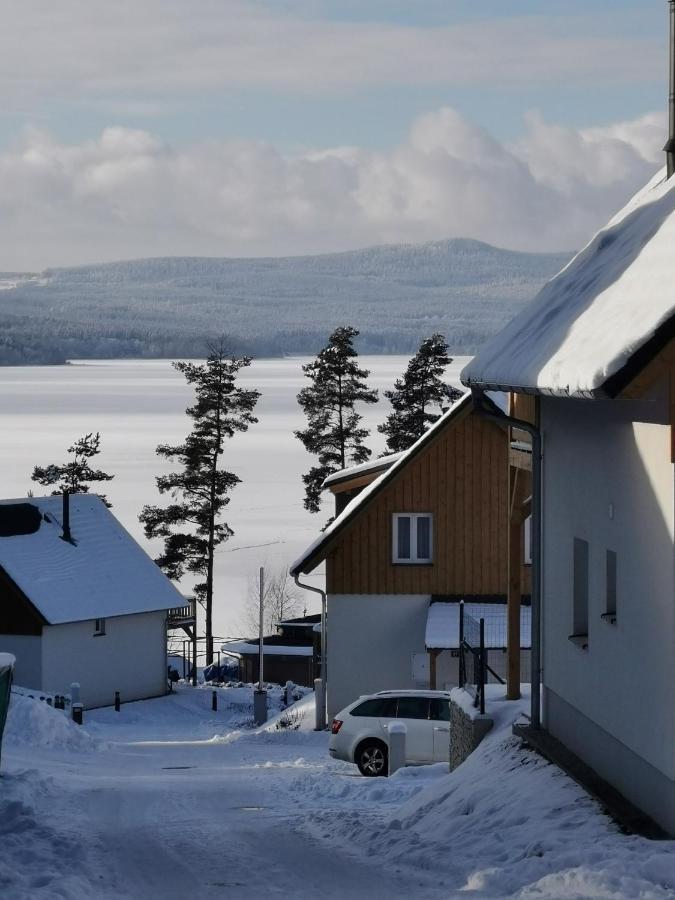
[291,392,532,718]
[462,158,675,835]
[0,493,190,709]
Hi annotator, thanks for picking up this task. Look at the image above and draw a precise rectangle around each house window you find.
[604,550,617,623]
[572,538,589,639]
[393,514,433,563]
[94,618,106,637]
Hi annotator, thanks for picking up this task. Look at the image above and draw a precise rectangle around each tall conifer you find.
[378,333,462,453]
[140,342,260,663]
[295,326,378,513]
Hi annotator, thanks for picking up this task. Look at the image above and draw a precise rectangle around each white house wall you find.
[41,610,168,709]
[0,634,42,690]
[541,393,675,827]
[327,594,429,718]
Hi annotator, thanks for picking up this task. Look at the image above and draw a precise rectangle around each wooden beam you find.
[429,648,440,690]
[507,463,531,701]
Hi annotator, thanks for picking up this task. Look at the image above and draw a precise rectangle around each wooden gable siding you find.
[326,411,510,595]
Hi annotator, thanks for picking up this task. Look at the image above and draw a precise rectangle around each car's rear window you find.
[429,698,450,721]
[351,698,398,718]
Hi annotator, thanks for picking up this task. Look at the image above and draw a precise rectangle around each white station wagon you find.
[329,690,452,776]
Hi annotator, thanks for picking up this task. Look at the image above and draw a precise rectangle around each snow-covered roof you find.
[462,169,675,399]
[291,390,505,575]
[323,452,403,489]
[0,652,15,670]
[0,495,185,625]
[220,641,313,657]
[425,602,531,650]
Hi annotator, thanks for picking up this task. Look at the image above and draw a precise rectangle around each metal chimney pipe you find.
[666,0,675,178]
[61,492,72,544]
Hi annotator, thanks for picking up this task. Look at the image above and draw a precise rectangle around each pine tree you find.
[378,333,463,453]
[31,432,114,506]
[296,326,378,513]
[139,342,260,664]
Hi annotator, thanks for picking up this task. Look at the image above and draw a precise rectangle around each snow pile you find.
[289,759,447,810]
[260,690,316,734]
[306,691,675,898]
[0,772,93,899]
[4,693,97,753]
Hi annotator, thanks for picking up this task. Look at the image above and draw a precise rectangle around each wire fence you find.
[459,606,505,714]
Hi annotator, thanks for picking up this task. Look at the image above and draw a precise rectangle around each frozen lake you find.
[0,355,469,641]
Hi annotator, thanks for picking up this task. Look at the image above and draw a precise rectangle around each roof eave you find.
[463,306,675,403]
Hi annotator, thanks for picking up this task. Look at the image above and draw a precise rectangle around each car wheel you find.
[356,740,388,777]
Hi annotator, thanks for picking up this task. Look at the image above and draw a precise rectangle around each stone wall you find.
[449,692,494,770]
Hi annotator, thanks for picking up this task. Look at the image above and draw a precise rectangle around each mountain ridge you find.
[0,238,572,365]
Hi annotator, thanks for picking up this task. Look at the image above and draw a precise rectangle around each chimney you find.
[666,0,675,178]
[61,492,73,544]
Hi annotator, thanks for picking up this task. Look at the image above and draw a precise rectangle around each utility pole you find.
[253,566,267,725]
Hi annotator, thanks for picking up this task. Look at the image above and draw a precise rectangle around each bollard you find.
[54,695,62,710]
[70,683,81,705]
[212,689,217,712]
[387,721,407,776]
[46,697,53,707]
[253,689,267,726]
[313,678,326,731]
[72,703,84,726]
[114,691,121,712]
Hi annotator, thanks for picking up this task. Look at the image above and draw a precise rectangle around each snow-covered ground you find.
[2,684,674,899]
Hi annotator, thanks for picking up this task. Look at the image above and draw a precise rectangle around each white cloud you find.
[0,2,663,113]
[0,108,665,269]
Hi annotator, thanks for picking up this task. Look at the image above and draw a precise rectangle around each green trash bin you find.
[0,653,15,772]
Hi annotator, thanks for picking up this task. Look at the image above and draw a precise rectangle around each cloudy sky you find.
[0,0,671,269]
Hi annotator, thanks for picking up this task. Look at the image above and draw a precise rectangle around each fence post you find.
[459,601,465,688]
[314,678,326,731]
[212,689,217,712]
[387,721,407,775]
[114,691,121,712]
[479,618,486,716]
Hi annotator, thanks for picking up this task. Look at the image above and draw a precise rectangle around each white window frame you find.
[392,513,433,564]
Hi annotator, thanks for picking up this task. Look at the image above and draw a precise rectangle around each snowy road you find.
[2,687,449,900]
[44,741,445,899]
[3,684,675,900]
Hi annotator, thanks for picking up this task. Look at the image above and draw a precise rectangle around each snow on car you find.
[329,689,451,776]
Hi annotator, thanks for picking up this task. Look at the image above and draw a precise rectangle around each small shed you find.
[0,494,187,709]
[221,614,321,687]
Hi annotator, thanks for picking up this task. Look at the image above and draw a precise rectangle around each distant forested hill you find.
[0,239,571,364]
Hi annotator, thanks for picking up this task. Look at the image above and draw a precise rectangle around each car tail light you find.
[331,719,343,734]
